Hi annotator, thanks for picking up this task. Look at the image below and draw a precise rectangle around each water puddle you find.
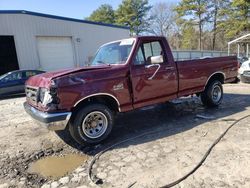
[28,154,88,179]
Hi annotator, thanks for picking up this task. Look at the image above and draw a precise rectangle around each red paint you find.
[25,36,238,113]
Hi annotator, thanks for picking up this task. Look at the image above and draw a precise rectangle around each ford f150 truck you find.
[24,36,238,144]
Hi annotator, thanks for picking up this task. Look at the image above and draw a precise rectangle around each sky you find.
[0,0,180,19]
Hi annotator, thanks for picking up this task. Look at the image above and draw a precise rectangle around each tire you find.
[201,80,223,107]
[69,103,114,145]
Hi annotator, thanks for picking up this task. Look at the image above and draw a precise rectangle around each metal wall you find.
[0,13,130,70]
[172,50,228,61]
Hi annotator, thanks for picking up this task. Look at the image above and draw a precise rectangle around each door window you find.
[23,71,37,79]
[3,72,22,81]
[144,43,153,62]
[134,47,145,65]
[134,41,164,65]
[151,42,162,56]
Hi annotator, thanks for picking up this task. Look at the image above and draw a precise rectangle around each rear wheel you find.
[201,80,223,107]
[69,103,114,145]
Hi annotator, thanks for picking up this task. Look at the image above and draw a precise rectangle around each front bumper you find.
[240,74,250,83]
[23,102,72,131]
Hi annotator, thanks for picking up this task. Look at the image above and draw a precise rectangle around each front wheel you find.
[201,80,223,107]
[69,103,114,145]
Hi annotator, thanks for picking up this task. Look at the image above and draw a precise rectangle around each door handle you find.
[145,64,158,69]
[145,64,161,80]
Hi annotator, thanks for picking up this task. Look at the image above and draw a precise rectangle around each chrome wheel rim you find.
[82,111,108,139]
[212,85,222,103]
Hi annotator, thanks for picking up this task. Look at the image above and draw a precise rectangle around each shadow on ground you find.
[56,92,250,155]
[0,93,25,100]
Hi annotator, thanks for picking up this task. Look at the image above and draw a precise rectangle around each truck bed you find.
[176,56,238,97]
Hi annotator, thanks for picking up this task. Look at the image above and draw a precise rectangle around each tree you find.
[115,0,152,35]
[86,4,115,24]
[207,0,231,50]
[148,2,176,37]
[219,0,250,39]
[175,0,209,50]
[180,24,199,49]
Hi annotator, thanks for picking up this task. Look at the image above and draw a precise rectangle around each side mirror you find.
[150,55,163,64]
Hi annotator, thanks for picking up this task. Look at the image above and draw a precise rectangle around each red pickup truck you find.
[24,36,238,144]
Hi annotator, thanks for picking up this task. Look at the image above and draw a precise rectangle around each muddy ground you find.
[0,83,250,188]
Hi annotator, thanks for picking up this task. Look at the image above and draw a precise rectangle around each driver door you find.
[130,39,178,108]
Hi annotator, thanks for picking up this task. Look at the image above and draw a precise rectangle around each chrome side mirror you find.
[150,55,163,64]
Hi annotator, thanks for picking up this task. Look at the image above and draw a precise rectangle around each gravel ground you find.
[0,83,249,188]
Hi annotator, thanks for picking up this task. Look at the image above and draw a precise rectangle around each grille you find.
[25,86,39,103]
[243,71,250,77]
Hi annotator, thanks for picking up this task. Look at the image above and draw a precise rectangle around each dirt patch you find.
[0,148,62,186]
[0,97,92,187]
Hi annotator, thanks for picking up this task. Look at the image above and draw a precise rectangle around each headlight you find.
[39,88,47,102]
[39,88,52,106]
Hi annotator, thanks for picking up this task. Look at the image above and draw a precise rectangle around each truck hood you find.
[26,65,111,88]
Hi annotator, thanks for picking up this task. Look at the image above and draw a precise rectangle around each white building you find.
[0,10,130,75]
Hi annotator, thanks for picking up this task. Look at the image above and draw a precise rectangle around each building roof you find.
[0,10,130,30]
[228,33,250,45]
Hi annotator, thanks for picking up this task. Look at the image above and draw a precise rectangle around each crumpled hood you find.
[26,65,110,88]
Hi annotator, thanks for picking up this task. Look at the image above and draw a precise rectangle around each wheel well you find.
[206,73,225,87]
[72,95,119,115]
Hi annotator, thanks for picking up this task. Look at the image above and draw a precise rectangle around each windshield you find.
[91,39,134,66]
[0,73,9,80]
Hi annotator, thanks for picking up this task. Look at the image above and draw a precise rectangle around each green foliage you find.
[176,0,207,19]
[86,4,115,24]
[181,24,199,49]
[86,0,250,51]
[206,0,231,49]
[219,0,250,38]
[175,0,209,50]
[175,0,208,22]
[115,0,152,35]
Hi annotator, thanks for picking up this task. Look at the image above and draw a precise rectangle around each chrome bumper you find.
[23,102,71,131]
[240,74,250,83]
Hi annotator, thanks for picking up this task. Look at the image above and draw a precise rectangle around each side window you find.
[133,41,164,65]
[151,42,162,56]
[24,71,36,79]
[143,42,153,62]
[134,47,145,65]
[4,72,22,81]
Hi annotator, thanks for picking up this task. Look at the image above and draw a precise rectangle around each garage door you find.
[37,37,75,71]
